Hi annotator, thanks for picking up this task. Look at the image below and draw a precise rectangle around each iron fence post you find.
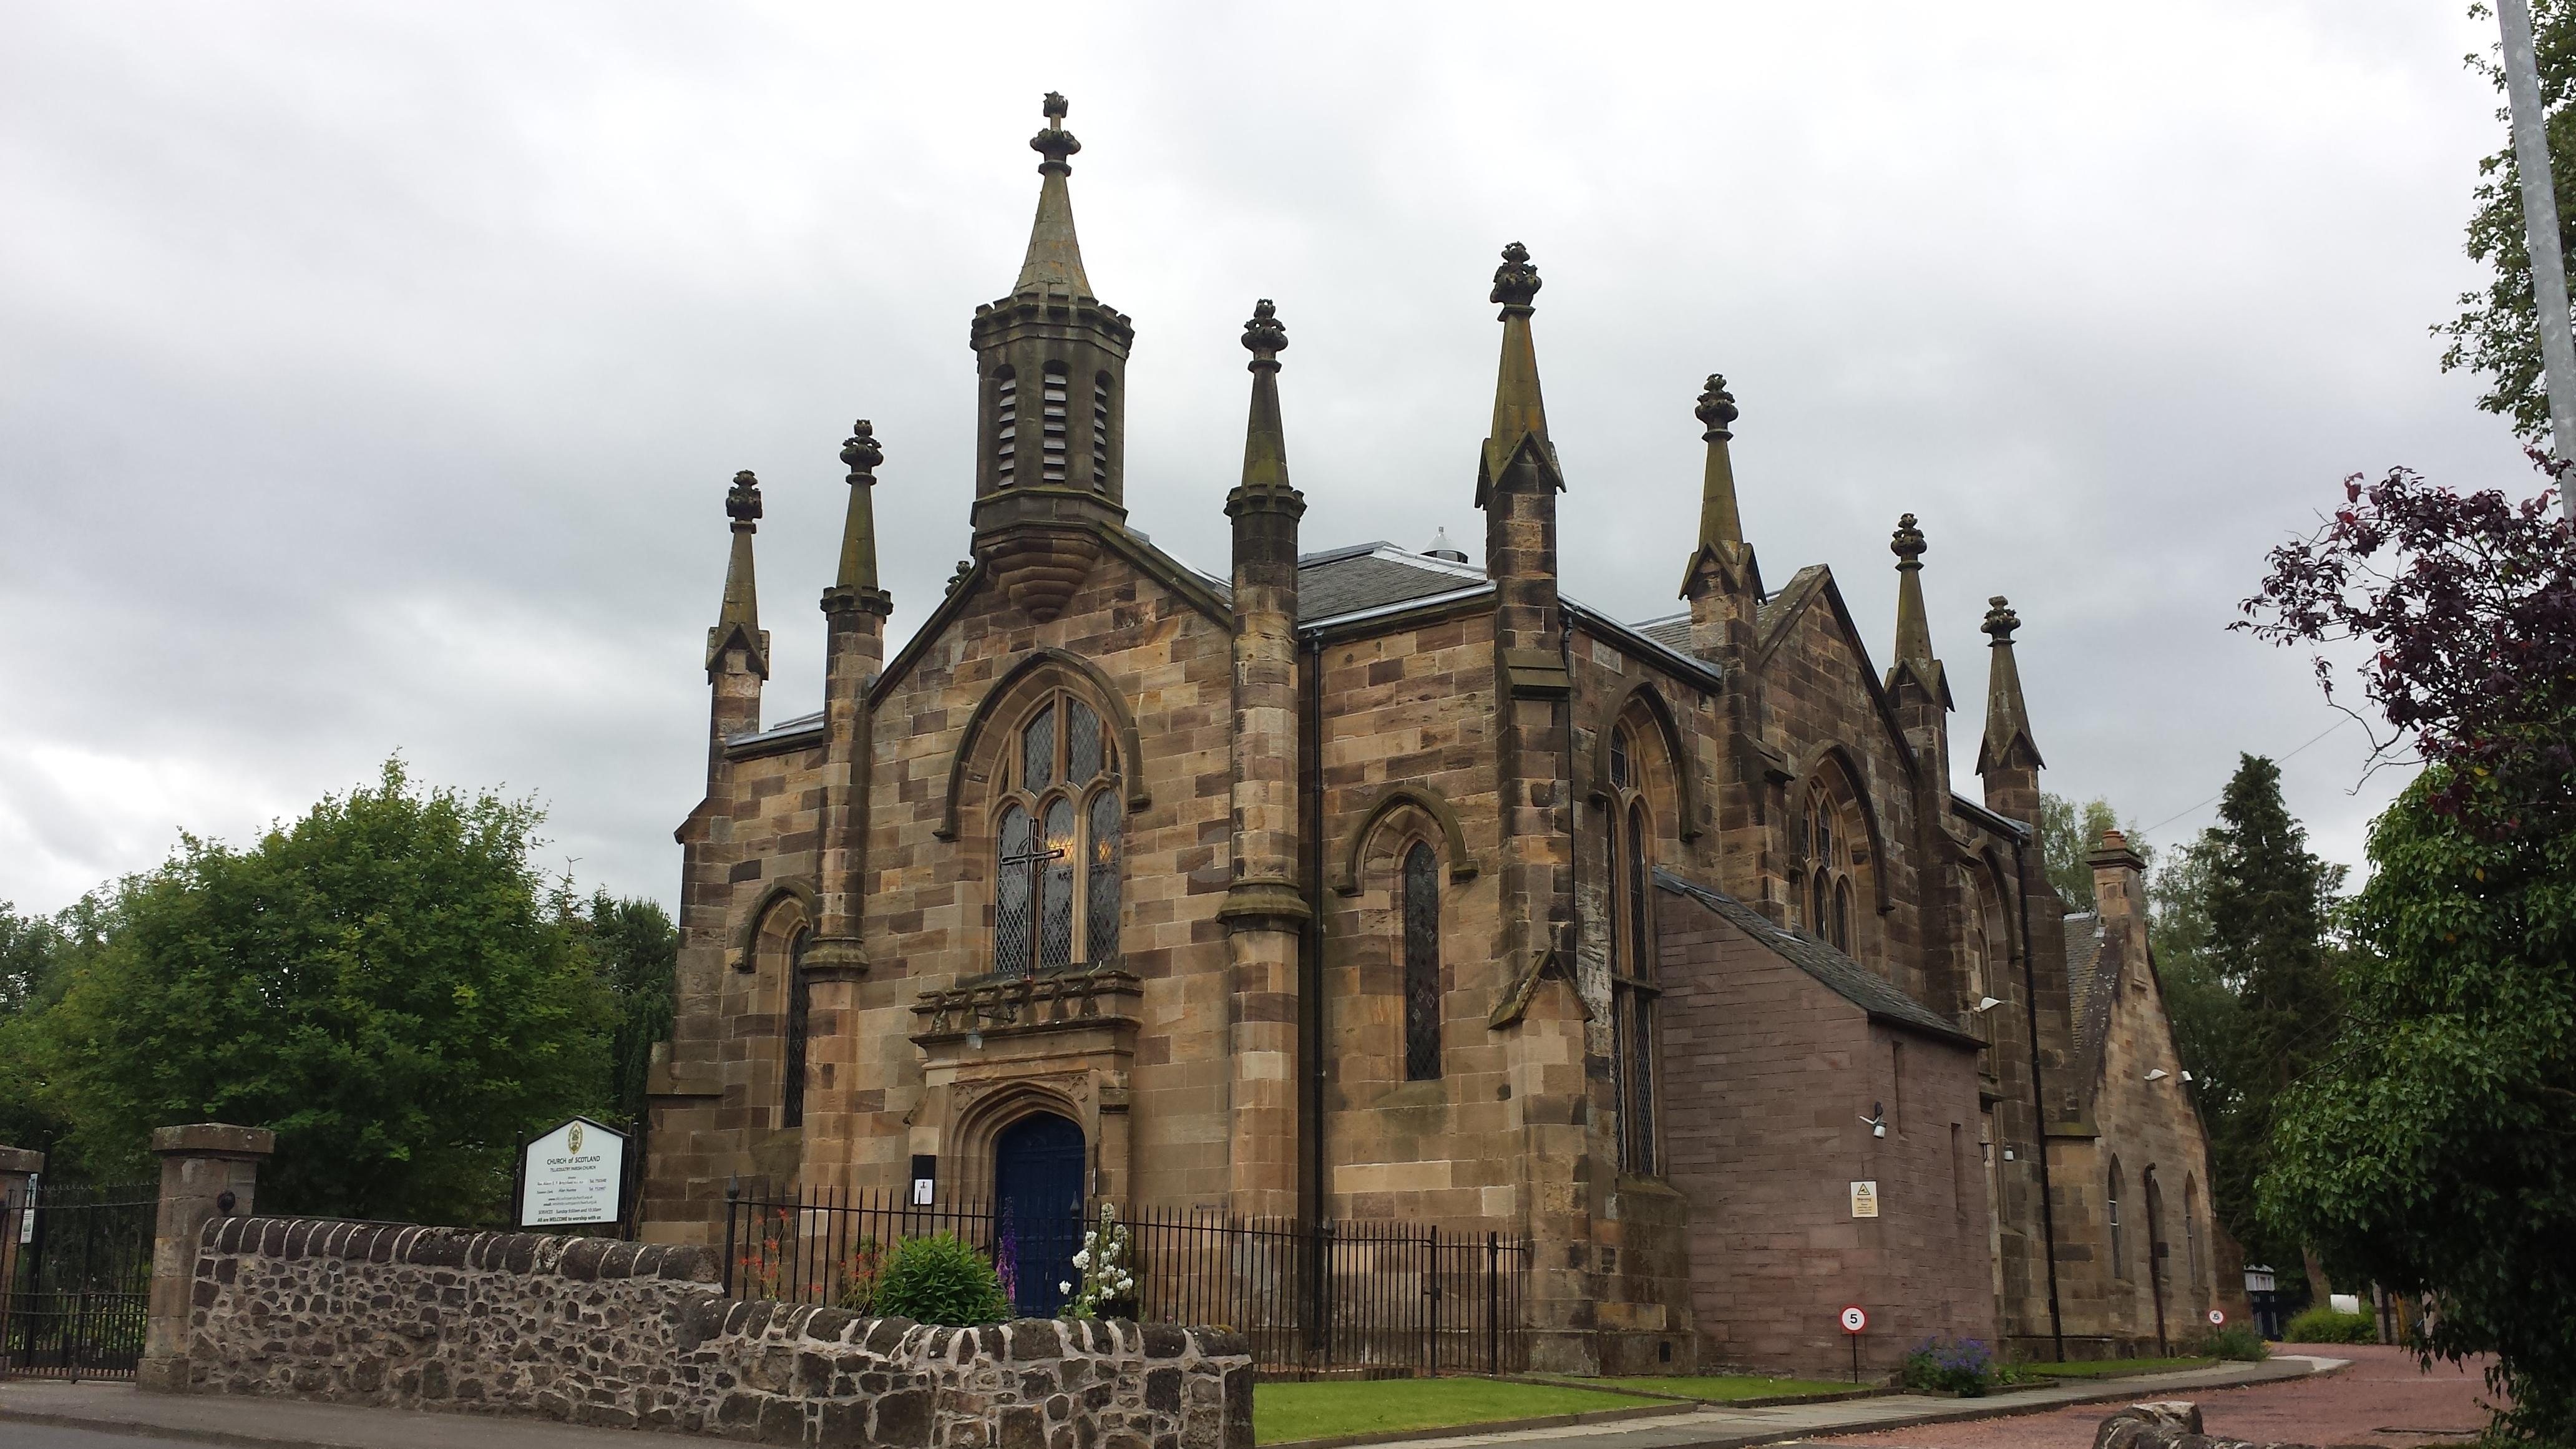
[1485,1232,1498,1376]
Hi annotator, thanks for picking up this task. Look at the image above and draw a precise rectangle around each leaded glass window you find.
[1086,787,1121,965]
[1403,842,1442,1081]
[996,806,1035,978]
[1023,703,1056,794]
[1625,988,1656,1174]
[992,688,1123,977]
[1041,797,1076,973]
[783,927,812,1128]
[1609,727,1631,790]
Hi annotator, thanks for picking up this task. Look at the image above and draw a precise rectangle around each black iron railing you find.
[721,1185,1528,1377]
[1,1180,157,1381]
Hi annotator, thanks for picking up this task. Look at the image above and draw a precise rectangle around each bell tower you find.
[968,92,1136,621]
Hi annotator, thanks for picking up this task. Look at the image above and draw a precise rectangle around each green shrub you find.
[2283,1305,2376,1344]
[871,1234,1010,1325]
[1901,1337,1998,1395]
[2200,1324,2270,1361]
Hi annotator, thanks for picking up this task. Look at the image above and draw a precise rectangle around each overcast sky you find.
[0,1,2540,916]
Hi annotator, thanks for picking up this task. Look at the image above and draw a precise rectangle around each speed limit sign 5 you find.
[1839,1305,1869,1334]
[2207,1309,2227,1326]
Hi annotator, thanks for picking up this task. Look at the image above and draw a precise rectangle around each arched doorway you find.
[993,1112,1086,1318]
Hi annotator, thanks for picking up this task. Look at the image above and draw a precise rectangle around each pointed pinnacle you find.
[841,419,882,479]
[1981,595,2019,643]
[726,470,763,527]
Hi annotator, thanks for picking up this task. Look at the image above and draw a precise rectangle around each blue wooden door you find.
[993,1113,1085,1317]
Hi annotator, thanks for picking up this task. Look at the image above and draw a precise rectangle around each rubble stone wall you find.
[174,1216,1252,1449]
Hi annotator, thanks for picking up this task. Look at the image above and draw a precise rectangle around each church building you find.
[641,95,2246,1375]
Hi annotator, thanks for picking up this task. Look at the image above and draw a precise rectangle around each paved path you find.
[0,1380,645,1449]
[0,1355,2349,1449]
[1802,1345,2496,1449]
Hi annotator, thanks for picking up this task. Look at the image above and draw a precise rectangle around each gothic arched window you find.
[2107,1157,2127,1279]
[1802,778,1863,955]
[1402,842,1442,1081]
[993,691,1121,978]
[783,926,812,1128]
[993,366,1018,486]
[1605,725,1662,1176]
[2185,1176,2203,1292]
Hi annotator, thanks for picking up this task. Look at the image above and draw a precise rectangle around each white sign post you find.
[518,1117,628,1228]
[1839,1304,1868,1382]
[2207,1308,2227,1327]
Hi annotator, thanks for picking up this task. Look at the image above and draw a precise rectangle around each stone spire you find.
[1221,298,1309,1219]
[1679,375,1762,664]
[1694,374,1744,549]
[1234,300,1293,495]
[823,420,893,613]
[706,471,769,680]
[1885,514,1951,707]
[1015,92,1093,298]
[1475,242,1561,509]
[1976,596,2046,823]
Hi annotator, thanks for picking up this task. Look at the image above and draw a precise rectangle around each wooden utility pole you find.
[2498,0,2576,519]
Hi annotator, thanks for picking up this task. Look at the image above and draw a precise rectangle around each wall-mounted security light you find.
[1974,996,2003,1012]
[1860,1103,1888,1138]
[2180,1071,2195,1083]
[2144,1068,2170,1082]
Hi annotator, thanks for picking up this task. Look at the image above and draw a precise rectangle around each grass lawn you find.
[1544,1375,1858,1401]
[2017,1357,2212,1378]
[1254,1378,1665,1445]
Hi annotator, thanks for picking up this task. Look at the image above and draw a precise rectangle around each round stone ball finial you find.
[1891,512,1926,563]
[726,470,763,525]
[1490,242,1541,309]
[1982,596,2020,643]
[1695,373,1739,434]
[1242,299,1287,361]
[841,419,883,479]
[1032,92,1081,167]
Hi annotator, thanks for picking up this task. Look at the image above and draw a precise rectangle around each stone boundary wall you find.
[177,1216,1251,1449]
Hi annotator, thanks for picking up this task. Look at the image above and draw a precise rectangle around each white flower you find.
[1059,1281,1072,1294]
[1072,1249,1090,1267]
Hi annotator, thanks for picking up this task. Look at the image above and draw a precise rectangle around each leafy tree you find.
[2176,757,2347,1293]
[2436,0,2576,442]
[30,759,612,1223]
[2038,793,2145,912]
[580,891,678,1134]
[2242,463,2575,1443]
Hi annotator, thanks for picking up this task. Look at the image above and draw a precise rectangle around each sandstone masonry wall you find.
[178,1217,1251,1449]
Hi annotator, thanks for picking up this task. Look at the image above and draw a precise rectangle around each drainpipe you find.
[1299,632,1325,1224]
[2012,833,2066,1362]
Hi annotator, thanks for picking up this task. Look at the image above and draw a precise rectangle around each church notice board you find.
[518,1116,628,1227]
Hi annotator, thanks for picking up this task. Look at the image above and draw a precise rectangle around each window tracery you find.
[993,690,1120,978]
[1604,724,1662,1176]
[1800,778,1863,955]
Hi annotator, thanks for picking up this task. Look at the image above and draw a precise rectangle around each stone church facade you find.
[641,95,2247,1375]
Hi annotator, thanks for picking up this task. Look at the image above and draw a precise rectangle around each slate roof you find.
[1656,870,1978,1046]
[1294,542,1486,623]
[2062,910,2124,1078]
[1633,613,1693,654]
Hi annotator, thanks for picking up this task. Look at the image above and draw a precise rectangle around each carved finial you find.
[841,419,882,480]
[1891,512,1926,564]
[1490,242,1541,310]
[1242,299,1287,365]
[1981,595,2019,643]
[1695,374,1738,436]
[1032,92,1081,170]
[947,559,974,595]
[726,470,763,527]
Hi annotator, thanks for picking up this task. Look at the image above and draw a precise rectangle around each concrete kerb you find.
[0,1356,2348,1449]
